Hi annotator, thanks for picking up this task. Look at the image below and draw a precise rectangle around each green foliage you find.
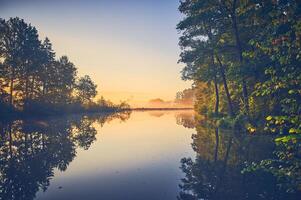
[243,136,301,193]
[178,0,301,193]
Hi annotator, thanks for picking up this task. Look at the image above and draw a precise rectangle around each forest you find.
[0,17,130,117]
[177,0,301,196]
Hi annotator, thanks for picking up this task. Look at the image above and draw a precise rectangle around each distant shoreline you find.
[0,107,194,121]
[130,107,194,111]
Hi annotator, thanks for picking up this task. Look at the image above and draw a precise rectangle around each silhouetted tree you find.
[75,75,97,105]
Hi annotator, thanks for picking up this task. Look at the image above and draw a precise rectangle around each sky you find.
[0,0,191,107]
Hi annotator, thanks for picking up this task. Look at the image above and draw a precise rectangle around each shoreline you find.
[0,107,193,121]
[130,107,194,111]
[0,109,126,121]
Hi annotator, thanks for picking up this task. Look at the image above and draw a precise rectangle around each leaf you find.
[289,128,301,134]
[266,116,273,121]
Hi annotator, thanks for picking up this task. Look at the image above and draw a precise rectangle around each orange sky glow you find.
[1,0,192,107]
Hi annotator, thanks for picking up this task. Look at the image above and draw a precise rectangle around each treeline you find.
[177,1,300,139]
[177,1,301,191]
[175,87,196,106]
[0,17,129,116]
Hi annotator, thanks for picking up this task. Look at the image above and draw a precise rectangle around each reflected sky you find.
[32,111,195,200]
[1,110,297,200]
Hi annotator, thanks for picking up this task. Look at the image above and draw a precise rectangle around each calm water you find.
[0,110,299,200]
[0,111,195,200]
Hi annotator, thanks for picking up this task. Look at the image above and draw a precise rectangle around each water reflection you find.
[147,110,195,129]
[1,111,298,200]
[175,111,195,129]
[0,112,131,200]
[177,118,301,200]
[148,111,166,118]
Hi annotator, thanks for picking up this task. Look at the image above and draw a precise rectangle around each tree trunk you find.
[24,76,29,108]
[216,56,235,117]
[223,136,233,167]
[9,68,14,106]
[211,53,219,116]
[30,75,35,99]
[214,128,219,162]
[25,77,29,99]
[242,78,249,114]
[42,81,46,96]
[232,10,250,114]
[8,122,13,158]
[213,136,233,197]
[214,78,219,115]
[25,132,28,154]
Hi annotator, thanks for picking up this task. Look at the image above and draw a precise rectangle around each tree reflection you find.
[148,111,166,118]
[72,116,97,150]
[0,111,131,200]
[175,111,195,129]
[178,120,301,200]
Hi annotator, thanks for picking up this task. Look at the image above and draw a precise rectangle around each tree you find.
[0,17,28,106]
[175,88,195,106]
[75,75,97,104]
[46,56,77,105]
[0,17,42,107]
[0,17,101,114]
[39,37,55,98]
[177,0,301,193]
[177,0,235,116]
[0,19,8,104]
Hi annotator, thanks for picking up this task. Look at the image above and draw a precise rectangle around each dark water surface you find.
[0,111,299,200]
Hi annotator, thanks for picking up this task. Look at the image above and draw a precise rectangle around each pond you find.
[0,110,299,200]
